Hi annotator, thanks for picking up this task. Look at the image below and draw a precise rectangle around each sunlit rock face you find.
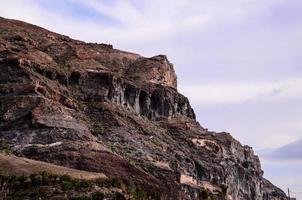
[0,16,287,200]
[125,55,177,89]
[76,69,194,120]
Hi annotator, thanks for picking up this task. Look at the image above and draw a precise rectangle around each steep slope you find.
[0,154,106,179]
[0,17,287,200]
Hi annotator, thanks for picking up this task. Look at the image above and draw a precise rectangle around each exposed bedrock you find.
[125,54,177,89]
[77,70,195,120]
[0,17,287,200]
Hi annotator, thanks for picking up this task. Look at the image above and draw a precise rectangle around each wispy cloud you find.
[0,0,295,49]
[1,1,302,197]
[261,138,302,159]
[180,78,302,106]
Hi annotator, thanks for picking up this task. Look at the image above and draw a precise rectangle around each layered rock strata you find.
[0,17,286,200]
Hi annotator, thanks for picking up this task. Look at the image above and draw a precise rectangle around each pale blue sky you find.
[0,0,301,198]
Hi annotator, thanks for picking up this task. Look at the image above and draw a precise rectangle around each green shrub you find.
[131,188,148,200]
[74,179,92,190]
[30,174,43,186]
[91,124,106,137]
[62,181,73,191]
[39,171,50,185]
[199,189,210,199]
[91,191,105,200]
[0,171,160,199]
[61,174,72,182]
[113,192,126,200]
[96,177,123,188]
[0,139,12,154]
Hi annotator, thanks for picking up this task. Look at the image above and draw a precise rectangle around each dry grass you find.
[0,153,107,180]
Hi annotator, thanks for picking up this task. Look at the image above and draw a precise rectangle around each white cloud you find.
[179,78,302,106]
[0,0,290,49]
[0,1,302,197]
[261,139,302,159]
[284,120,302,131]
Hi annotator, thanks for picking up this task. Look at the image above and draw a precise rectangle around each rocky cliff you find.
[0,17,287,200]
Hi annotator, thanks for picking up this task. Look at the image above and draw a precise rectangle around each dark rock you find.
[0,16,287,200]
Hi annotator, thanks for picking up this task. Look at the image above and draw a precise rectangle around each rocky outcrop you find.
[77,69,194,120]
[125,55,177,89]
[0,17,287,200]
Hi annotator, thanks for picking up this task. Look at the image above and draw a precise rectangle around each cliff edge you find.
[0,17,286,200]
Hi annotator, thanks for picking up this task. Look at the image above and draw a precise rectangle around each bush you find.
[96,177,123,188]
[62,181,73,191]
[30,174,43,186]
[39,171,50,185]
[199,189,210,200]
[61,174,72,182]
[131,188,148,200]
[0,139,12,154]
[91,124,106,137]
[91,192,104,200]
[113,192,126,200]
[74,179,92,190]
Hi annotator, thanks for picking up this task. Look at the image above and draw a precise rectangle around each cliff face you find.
[0,17,286,200]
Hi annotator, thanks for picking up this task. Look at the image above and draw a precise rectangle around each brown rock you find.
[0,16,287,200]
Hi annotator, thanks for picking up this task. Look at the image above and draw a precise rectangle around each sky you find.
[0,0,301,198]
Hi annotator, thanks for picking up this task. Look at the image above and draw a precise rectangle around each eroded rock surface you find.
[0,17,286,200]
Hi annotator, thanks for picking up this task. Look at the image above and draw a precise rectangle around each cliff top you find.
[0,17,177,89]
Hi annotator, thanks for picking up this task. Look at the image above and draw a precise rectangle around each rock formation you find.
[0,17,287,199]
